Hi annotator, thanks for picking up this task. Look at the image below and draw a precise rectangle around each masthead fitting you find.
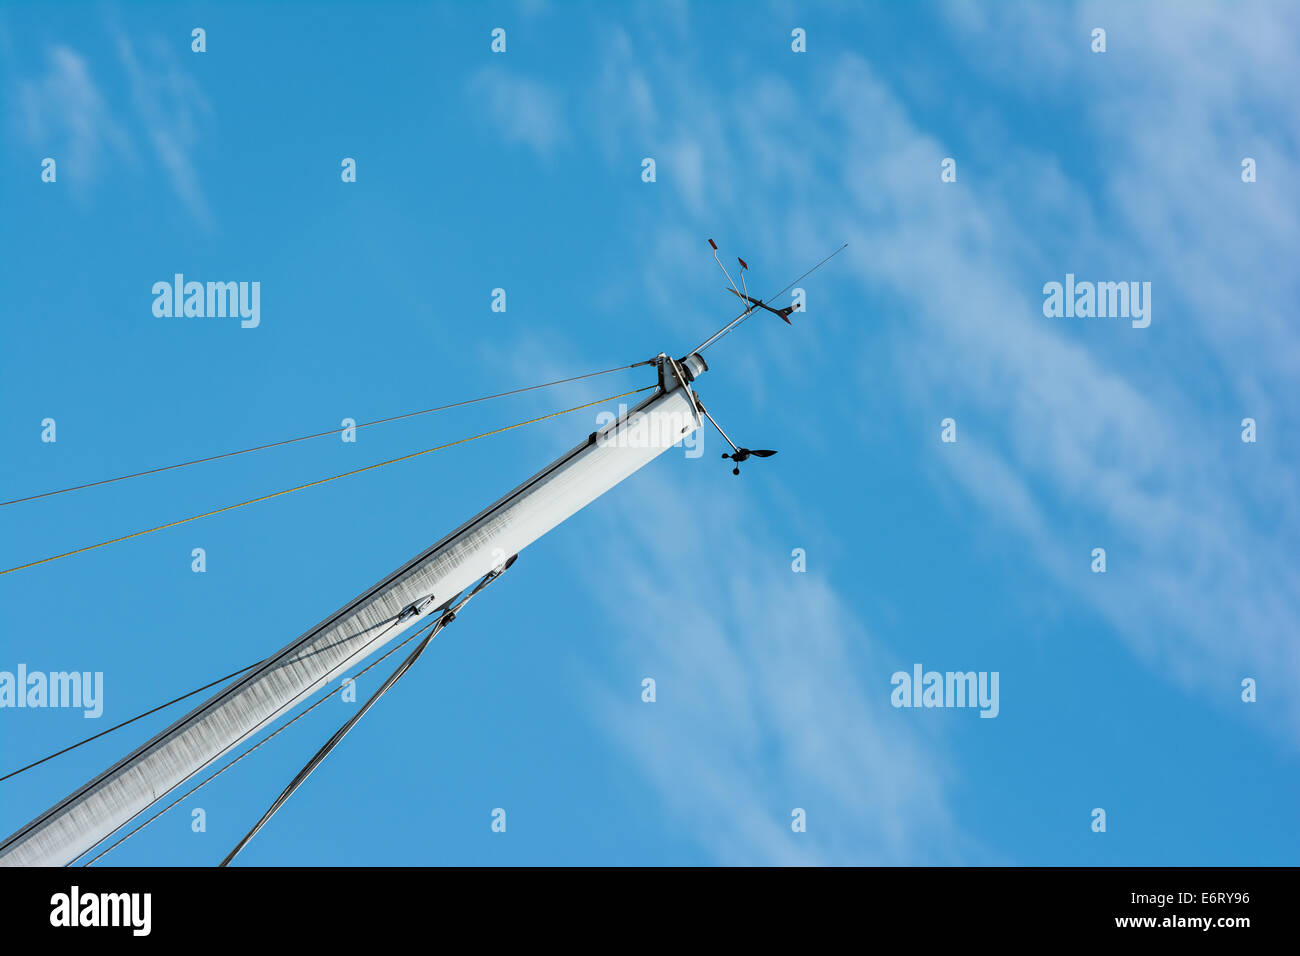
[678,352,708,383]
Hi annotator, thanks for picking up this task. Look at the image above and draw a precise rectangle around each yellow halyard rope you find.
[0,387,653,577]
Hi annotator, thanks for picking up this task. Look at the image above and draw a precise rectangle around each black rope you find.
[0,659,264,782]
[218,565,508,866]
[79,615,443,866]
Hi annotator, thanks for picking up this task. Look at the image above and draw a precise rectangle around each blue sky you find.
[1,0,1297,866]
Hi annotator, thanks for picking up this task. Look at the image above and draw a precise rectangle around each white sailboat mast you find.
[0,352,708,867]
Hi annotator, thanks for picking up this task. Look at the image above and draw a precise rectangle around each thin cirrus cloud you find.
[14,45,134,184]
[577,473,968,866]
[818,13,1300,739]
[585,7,1300,746]
[112,30,213,227]
[478,332,968,865]
[11,33,213,225]
[947,0,1300,423]
[467,67,568,159]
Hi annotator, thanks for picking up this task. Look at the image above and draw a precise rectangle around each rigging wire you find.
[19,602,419,862]
[0,658,264,783]
[11,250,846,862]
[219,563,508,866]
[221,626,443,867]
[4,251,854,862]
[0,361,653,509]
[78,613,443,866]
[0,386,653,578]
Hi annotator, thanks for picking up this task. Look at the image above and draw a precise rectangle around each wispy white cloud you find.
[10,31,214,226]
[113,31,213,226]
[14,46,133,184]
[590,25,740,217]
[582,3,1300,748]
[953,0,1300,424]
[826,43,1300,738]
[575,472,968,865]
[468,68,567,159]
[474,329,969,863]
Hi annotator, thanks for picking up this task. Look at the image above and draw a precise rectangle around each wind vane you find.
[697,238,807,475]
[708,238,799,324]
